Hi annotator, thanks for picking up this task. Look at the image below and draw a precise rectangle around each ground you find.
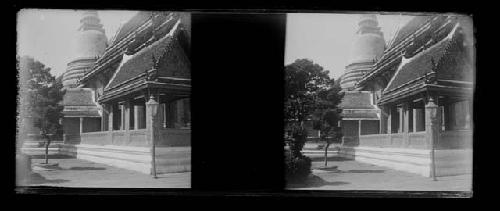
[288,152,472,192]
[20,154,190,189]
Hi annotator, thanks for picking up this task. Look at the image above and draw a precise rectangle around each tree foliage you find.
[284,58,344,179]
[18,56,64,145]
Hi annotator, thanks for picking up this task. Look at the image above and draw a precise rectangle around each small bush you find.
[285,148,312,183]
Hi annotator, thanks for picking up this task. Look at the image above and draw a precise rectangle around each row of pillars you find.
[102,94,162,177]
[380,100,428,134]
[378,94,441,148]
[102,99,149,132]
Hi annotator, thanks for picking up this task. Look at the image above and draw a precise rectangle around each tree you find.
[18,56,64,164]
[284,59,341,180]
[315,82,344,167]
[318,109,343,167]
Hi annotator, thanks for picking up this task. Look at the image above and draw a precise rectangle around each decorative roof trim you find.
[81,18,153,83]
[103,19,185,93]
[357,16,443,87]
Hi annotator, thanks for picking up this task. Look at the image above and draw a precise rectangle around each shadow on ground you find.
[313,167,385,174]
[287,175,350,189]
[29,154,75,159]
[309,156,352,162]
[344,169,385,173]
[28,173,70,185]
[68,167,106,170]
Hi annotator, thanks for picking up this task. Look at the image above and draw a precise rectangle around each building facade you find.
[60,11,191,174]
[338,14,385,147]
[338,14,473,177]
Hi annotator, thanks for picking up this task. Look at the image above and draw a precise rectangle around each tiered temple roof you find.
[378,17,473,105]
[356,15,435,87]
[97,13,191,103]
[61,88,100,117]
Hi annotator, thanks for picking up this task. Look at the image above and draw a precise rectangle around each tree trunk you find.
[324,142,330,167]
[44,135,51,164]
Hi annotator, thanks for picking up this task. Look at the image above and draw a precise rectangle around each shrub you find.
[285,148,312,183]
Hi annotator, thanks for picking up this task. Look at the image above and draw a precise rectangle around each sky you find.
[285,13,414,80]
[17,10,413,80]
[17,9,138,77]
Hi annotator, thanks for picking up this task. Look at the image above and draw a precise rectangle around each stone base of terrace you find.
[338,130,472,177]
[60,128,191,174]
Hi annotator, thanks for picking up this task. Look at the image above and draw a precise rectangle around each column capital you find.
[146,95,159,105]
[425,94,439,108]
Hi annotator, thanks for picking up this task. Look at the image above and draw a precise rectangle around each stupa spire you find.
[79,10,105,33]
[339,14,386,90]
[62,10,107,88]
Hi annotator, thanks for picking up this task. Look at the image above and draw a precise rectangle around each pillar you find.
[146,95,160,144]
[134,105,140,130]
[358,120,362,136]
[146,94,160,176]
[135,105,145,129]
[387,106,392,134]
[398,106,404,133]
[425,95,441,148]
[79,117,84,134]
[101,106,106,131]
[120,104,126,130]
[425,94,441,178]
[413,107,417,132]
[403,102,410,146]
[108,104,114,132]
[124,101,130,131]
[380,106,388,134]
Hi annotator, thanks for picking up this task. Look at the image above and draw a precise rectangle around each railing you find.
[358,134,388,147]
[358,132,428,149]
[80,131,109,145]
[159,128,191,147]
[64,134,82,144]
[439,130,472,149]
[389,133,404,147]
[78,127,192,147]
[129,129,148,147]
[409,131,427,148]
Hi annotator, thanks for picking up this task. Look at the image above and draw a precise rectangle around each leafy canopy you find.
[18,56,64,136]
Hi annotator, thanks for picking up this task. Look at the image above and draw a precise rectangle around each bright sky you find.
[285,13,414,81]
[17,9,138,77]
[18,10,413,80]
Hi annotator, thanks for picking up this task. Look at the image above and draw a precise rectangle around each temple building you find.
[60,11,191,175]
[338,14,473,177]
[338,14,385,146]
[61,11,107,143]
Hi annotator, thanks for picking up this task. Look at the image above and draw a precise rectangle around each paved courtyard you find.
[288,154,472,192]
[20,155,190,189]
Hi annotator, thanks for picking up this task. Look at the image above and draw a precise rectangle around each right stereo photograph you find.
[284,12,473,192]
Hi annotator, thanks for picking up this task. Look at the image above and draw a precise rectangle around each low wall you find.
[155,147,191,173]
[338,146,472,177]
[435,149,472,176]
[80,131,109,146]
[438,130,472,149]
[80,128,191,147]
[339,146,431,176]
[408,132,427,148]
[72,144,152,173]
[64,134,81,144]
[358,132,427,149]
[58,143,191,174]
[342,136,359,147]
[158,129,190,147]
[57,128,191,174]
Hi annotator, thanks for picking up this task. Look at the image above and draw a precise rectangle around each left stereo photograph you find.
[16,9,191,189]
